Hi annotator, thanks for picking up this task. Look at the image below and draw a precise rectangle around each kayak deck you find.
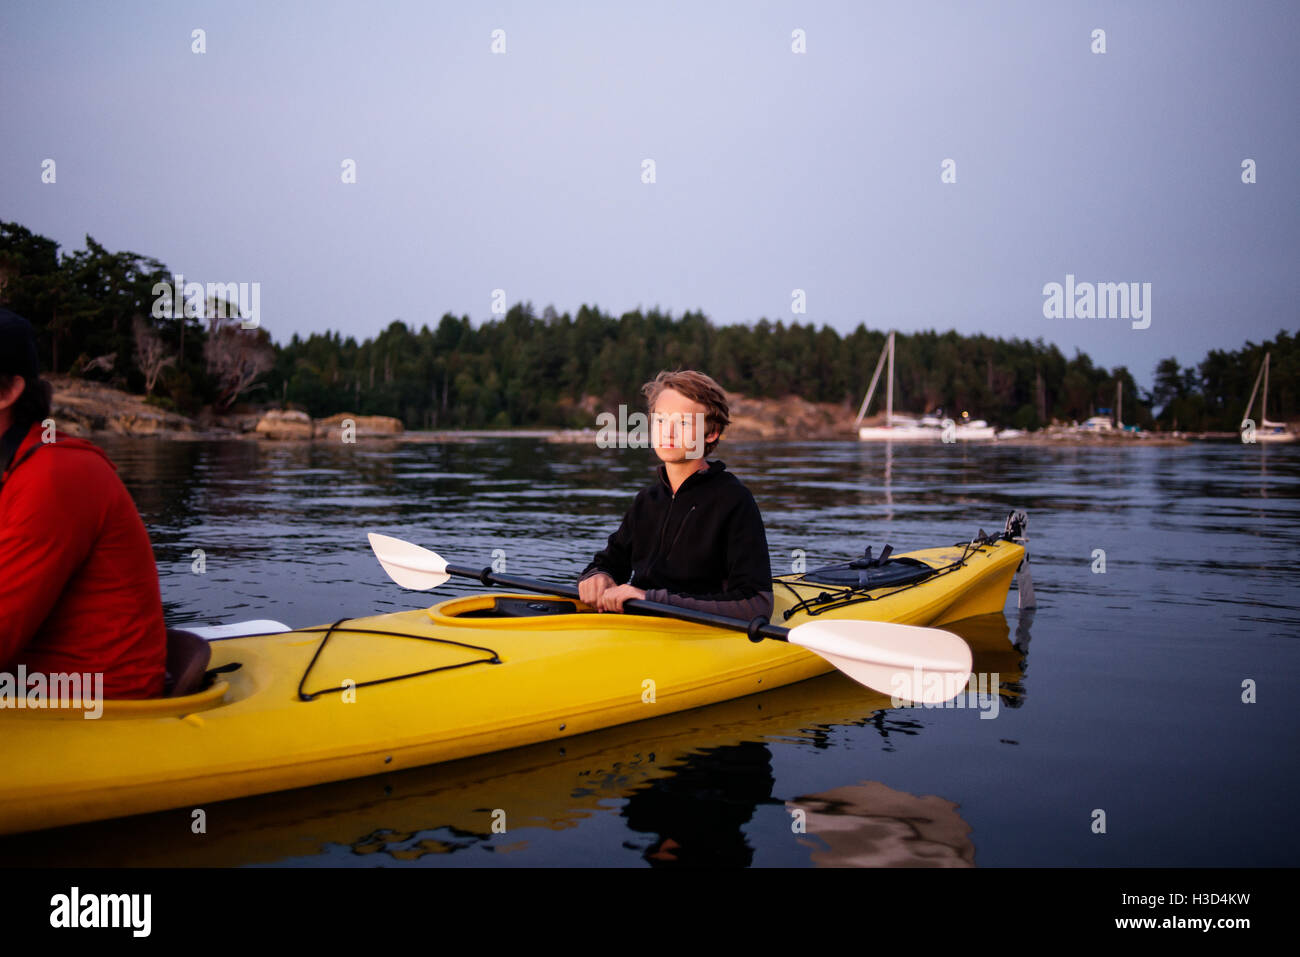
[0,536,1024,835]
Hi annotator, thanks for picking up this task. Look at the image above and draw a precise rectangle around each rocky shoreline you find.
[48,377,404,442]
[47,377,1264,446]
[50,377,206,438]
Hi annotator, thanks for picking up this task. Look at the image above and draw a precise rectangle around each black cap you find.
[0,308,40,379]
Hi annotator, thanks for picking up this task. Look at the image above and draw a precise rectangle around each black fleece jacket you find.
[579,460,774,621]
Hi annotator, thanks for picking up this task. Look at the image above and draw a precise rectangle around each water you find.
[6,438,1298,866]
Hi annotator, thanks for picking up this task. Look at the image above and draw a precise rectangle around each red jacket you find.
[0,421,166,698]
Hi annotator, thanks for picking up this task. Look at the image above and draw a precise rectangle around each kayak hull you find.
[0,537,1024,835]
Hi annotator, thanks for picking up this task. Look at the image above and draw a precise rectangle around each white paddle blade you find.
[367,532,450,590]
[788,620,974,704]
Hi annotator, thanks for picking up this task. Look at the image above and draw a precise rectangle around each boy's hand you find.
[579,572,615,609]
[598,584,647,614]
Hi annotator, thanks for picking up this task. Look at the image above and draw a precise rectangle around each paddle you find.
[367,533,973,705]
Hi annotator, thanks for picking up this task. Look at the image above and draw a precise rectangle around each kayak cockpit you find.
[11,677,231,721]
[452,596,582,618]
[427,593,596,624]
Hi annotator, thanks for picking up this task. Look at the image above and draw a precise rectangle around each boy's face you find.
[650,387,719,462]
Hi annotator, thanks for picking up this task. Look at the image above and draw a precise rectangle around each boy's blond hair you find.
[641,370,730,457]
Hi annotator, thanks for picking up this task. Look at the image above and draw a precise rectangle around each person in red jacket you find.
[0,309,166,699]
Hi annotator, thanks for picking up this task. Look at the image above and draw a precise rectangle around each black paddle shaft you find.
[444,562,790,644]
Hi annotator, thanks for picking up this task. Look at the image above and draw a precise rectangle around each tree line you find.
[2,221,1294,432]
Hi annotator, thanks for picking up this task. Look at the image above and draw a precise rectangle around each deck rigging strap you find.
[775,551,971,620]
[296,619,502,701]
[776,513,1028,620]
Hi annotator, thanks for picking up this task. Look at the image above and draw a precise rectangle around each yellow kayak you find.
[0,531,1025,836]
[0,613,1021,866]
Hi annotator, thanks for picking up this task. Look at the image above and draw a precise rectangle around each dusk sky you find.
[2,0,1296,390]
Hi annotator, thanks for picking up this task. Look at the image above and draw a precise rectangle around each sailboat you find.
[1241,352,1294,443]
[854,331,996,441]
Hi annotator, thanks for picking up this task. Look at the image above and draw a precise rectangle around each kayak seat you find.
[799,556,936,590]
[165,628,212,697]
[456,597,579,619]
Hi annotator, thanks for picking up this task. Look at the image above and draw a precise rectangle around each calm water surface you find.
[7,437,1298,866]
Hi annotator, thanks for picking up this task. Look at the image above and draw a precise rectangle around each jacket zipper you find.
[642,472,702,585]
[632,490,676,588]
[665,505,697,554]
[657,495,677,556]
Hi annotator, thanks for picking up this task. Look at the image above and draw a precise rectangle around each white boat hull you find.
[858,424,997,442]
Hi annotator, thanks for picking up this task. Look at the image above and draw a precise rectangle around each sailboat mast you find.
[1262,353,1269,425]
[886,330,894,428]
[853,331,894,427]
[1242,355,1265,427]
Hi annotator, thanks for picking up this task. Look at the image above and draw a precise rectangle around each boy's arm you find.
[644,588,774,622]
[578,503,637,585]
[644,493,774,620]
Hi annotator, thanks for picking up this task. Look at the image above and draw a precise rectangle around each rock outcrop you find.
[722,391,857,440]
[253,409,313,440]
[312,413,404,439]
[48,377,198,438]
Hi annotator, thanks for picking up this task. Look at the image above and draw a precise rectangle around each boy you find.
[578,370,773,621]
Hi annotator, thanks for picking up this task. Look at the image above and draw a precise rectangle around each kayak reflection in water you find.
[577,369,774,621]
[0,309,167,699]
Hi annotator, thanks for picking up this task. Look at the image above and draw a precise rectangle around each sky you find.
[2,0,1297,390]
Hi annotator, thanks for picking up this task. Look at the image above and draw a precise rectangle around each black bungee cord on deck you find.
[294,620,503,702]
[775,513,1028,620]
